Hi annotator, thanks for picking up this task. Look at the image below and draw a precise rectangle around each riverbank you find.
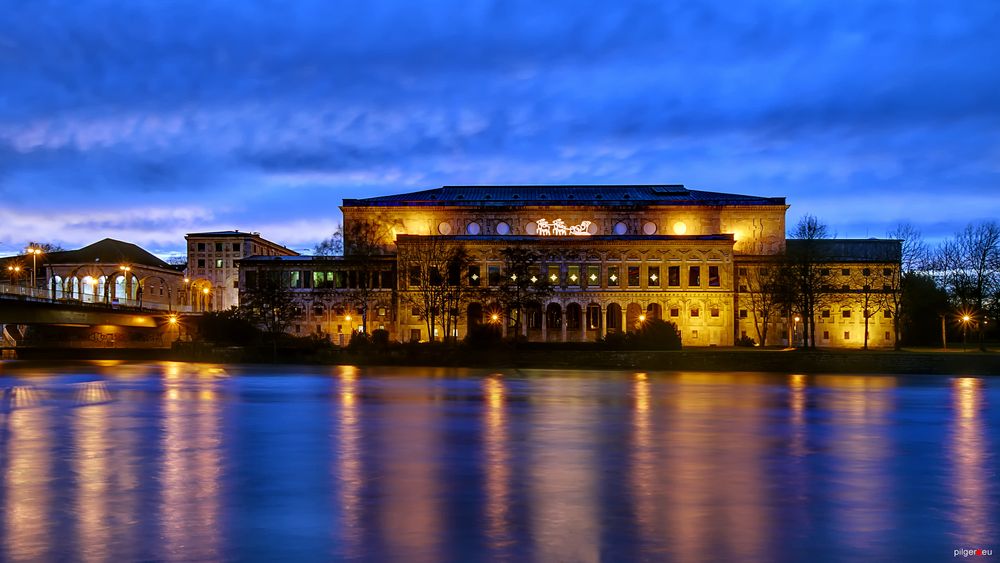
[9,345,1000,375]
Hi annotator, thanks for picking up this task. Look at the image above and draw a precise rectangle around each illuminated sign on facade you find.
[535,219,593,236]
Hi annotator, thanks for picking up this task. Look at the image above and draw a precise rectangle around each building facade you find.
[185,231,297,311]
[240,185,901,348]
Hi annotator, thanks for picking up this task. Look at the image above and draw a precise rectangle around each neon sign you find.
[535,219,593,236]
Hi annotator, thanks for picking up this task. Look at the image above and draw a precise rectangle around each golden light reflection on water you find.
[630,372,656,551]
[161,371,221,561]
[483,375,511,554]
[819,375,895,558]
[530,378,599,563]
[336,367,363,558]
[951,377,992,543]
[2,403,52,561]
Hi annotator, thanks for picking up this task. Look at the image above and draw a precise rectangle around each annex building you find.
[240,185,902,348]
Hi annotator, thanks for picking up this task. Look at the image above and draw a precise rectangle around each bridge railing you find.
[0,284,195,314]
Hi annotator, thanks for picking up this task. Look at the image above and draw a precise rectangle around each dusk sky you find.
[1,1,998,258]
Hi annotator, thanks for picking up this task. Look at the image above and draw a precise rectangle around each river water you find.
[0,362,996,562]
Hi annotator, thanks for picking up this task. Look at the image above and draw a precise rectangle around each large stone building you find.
[239,185,901,348]
[185,231,297,311]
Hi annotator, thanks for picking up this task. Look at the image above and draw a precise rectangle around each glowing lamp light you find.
[673,221,687,235]
[794,316,801,322]
[168,315,178,325]
[638,314,646,322]
[202,288,210,295]
[490,313,499,322]
[962,315,971,322]
[345,315,352,322]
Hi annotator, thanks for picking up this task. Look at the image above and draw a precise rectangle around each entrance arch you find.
[606,303,622,333]
[646,303,662,320]
[467,302,484,334]
[626,303,643,333]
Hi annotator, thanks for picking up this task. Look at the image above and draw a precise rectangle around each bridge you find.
[1,283,198,351]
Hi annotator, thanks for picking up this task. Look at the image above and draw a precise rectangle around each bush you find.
[347,331,372,350]
[371,328,391,348]
[629,318,682,350]
[464,323,503,348]
[195,309,260,345]
[736,334,757,347]
[601,331,628,349]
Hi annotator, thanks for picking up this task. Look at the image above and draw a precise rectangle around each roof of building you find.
[185,230,299,254]
[238,254,394,264]
[1,238,175,270]
[395,234,735,243]
[343,185,786,207]
[786,239,902,262]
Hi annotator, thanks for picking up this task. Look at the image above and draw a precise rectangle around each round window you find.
[466,222,481,235]
[525,222,538,235]
[614,221,628,235]
[438,221,452,235]
[496,221,510,235]
[587,221,599,235]
[642,221,657,235]
[673,221,687,235]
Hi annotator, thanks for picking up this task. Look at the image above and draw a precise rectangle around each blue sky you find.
[1,0,998,258]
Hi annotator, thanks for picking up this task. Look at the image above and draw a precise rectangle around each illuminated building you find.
[240,184,901,347]
[185,231,297,311]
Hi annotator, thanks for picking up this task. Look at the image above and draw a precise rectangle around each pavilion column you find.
[501,316,507,338]
[561,310,568,342]
[521,308,527,338]
[599,306,607,339]
[580,310,587,341]
[621,308,627,333]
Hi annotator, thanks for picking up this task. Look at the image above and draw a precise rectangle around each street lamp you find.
[7,265,22,286]
[793,316,801,347]
[961,314,972,352]
[26,247,42,290]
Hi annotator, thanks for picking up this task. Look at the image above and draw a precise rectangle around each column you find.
[580,308,587,342]
[621,308,627,333]
[599,306,607,339]
[541,308,547,342]
[521,308,528,338]
[561,309,568,342]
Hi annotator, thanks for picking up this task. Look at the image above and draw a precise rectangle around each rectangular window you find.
[842,268,850,276]
[668,266,680,287]
[690,308,700,317]
[215,258,224,268]
[197,259,205,268]
[244,271,257,289]
[627,266,640,287]
[335,271,348,289]
[822,310,830,318]
[884,310,892,318]
[567,265,581,286]
[409,266,421,286]
[739,284,748,292]
[233,243,241,252]
[688,266,701,287]
[670,307,680,317]
[738,267,748,276]
[823,331,830,340]
[429,267,443,286]
[710,307,720,317]
[820,268,830,276]
[844,331,850,340]
[842,310,851,318]
[608,266,620,287]
[863,267,871,276]
[586,265,600,287]
[547,265,560,284]
[885,331,891,340]
[883,268,893,276]
[469,265,481,286]
[708,265,720,287]
[197,242,206,252]
[288,271,301,288]
[215,242,224,252]
[648,266,660,287]
[739,309,748,319]
[691,330,698,339]
[488,265,501,286]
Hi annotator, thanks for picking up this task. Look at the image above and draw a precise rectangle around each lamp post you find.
[962,314,971,352]
[26,247,42,291]
[793,316,801,348]
[119,265,132,305]
[202,287,210,312]
[6,265,21,286]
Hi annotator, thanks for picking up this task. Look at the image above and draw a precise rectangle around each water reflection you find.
[951,377,993,544]
[160,368,222,561]
[482,374,512,556]
[0,363,996,561]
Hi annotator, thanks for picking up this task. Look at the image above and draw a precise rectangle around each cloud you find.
[0,0,997,255]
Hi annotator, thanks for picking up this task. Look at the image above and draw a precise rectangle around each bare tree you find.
[786,214,834,349]
[25,241,65,253]
[239,267,298,338]
[741,263,786,346]
[313,225,344,256]
[888,223,929,273]
[494,246,553,341]
[398,237,454,342]
[936,221,1000,350]
[342,220,394,333]
[850,267,885,350]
